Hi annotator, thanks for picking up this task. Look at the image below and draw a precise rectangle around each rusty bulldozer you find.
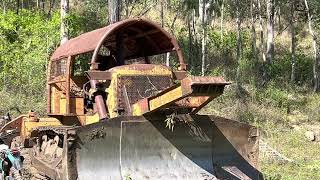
[0,18,262,180]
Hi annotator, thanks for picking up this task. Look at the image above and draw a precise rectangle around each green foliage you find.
[0,9,102,114]
[0,10,60,97]
[256,83,289,109]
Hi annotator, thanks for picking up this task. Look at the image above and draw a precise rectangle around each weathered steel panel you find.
[74,114,262,180]
[51,19,177,62]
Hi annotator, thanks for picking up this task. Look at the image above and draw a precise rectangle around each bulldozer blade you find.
[72,114,262,180]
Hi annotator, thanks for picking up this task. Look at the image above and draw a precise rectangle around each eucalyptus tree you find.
[108,0,121,24]
[266,0,275,65]
[290,0,296,83]
[60,0,69,44]
[304,0,320,91]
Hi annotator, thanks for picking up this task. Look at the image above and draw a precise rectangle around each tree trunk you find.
[41,0,45,12]
[278,6,282,32]
[60,0,69,44]
[2,0,5,14]
[251,0,257,61]
[220,0,224,42]
[188,14,193,68]
[16,0,20,14]
[161,0,165,64]
[304,0,320,91]
[290,1,296,83]
[200,0,207,76]
[166,11,179,67]
[192,9,196,38]
[266,0,274,64]
[48,0,55,17]
[236,0,242,85]
[160,0,164,27]
[124,0,129,18]
[257,0,266,62]
[108,0,121,24]
[192,8,199,71]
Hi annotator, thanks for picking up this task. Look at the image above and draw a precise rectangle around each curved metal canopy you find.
[51,18,184,67]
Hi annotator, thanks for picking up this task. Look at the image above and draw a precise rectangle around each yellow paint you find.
[107,65,173,118]
[60,97,84,115]
[132,103,143,116]
[131,86,185,116]
[21,117,62,139]
[149,86,184,111]
[85,113,100,124]
[60,98,66,114]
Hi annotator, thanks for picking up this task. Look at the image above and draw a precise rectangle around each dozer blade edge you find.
[71,114,262,180]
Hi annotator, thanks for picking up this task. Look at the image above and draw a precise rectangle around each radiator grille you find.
[117,75,172,113]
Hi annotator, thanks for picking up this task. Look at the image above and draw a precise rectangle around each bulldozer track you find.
[27,126,77,180]
[32,126,77,135]
[20,148,50,180]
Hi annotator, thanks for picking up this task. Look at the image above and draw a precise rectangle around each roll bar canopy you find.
[51,18,186,70]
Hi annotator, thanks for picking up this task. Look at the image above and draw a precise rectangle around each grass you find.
[261,127,320,180]
[201,84,320,180]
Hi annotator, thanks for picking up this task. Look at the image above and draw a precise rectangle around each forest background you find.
[1,0,320,179]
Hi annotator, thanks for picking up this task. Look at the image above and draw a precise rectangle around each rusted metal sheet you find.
[51,18,183,66]
[66,56,72,114]
[132,76,230,116]
[174,96,210,108]
[182,76,231,86]
[173,71,187,80]
[0,115,25,145]
[51,25,112,61]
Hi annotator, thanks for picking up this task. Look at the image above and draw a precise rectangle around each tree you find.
[200,0,207,76]
[290,0,296,83]
[235,0,242,85]
[199,0,213,76]
[266,0,275,64]
[262,0,275,84]
[304,0,320,91]
[108,0,121,24]
[60,0,69,44]
[220,0,224,42]
[257,0,266,63]
[250,0,257,62]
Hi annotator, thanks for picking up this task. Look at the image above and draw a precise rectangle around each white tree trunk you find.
[290,1,296,83]
[188,15,193,67]
[266,0,274,64]
[60,0,69,45]
[200,0,207,76]
[2,1,5,14]
[166,53,170,66]
[108,0,120,24]
[220,0,224,42]
[304,0,320,91]
[251,0,257,61]
[236,0,242,84]
[257,0,266,62]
